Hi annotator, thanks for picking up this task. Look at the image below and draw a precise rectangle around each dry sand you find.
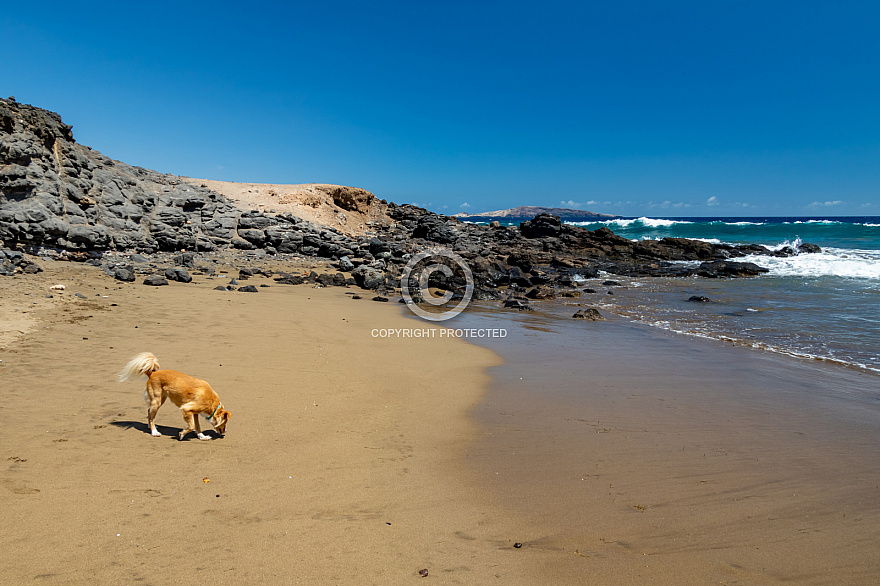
[0,260,540,584]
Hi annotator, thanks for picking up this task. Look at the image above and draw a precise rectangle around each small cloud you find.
[706,196,719,206]
[562,200,600,208]
[808,200,843,207]
[460,202,471,208]
[441,204,449,209]
[860,202,873,207]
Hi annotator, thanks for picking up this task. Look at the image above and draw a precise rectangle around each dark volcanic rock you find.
[573,308,604,321]
[411,215,456,244]
[520,213,562,238]
[143,275,168,286]
[503,298,533,311]
[525,286,556,300]
[113,266,136,282]
[164,268,192,283]
[696,261,769,278]
[274,274,305,285]
[351,264,386,290]
[687,295,712,302]
[238,285,259,292]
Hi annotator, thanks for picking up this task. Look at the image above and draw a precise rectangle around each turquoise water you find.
[472,216,880,374]
[575,217,880,373]
[567,216,880,251]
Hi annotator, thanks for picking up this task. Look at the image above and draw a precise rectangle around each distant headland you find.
[453,206,619,222]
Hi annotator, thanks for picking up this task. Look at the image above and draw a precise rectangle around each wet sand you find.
[458,302,880,584]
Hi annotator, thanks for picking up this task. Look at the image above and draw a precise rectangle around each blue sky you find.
[3,1,878,217]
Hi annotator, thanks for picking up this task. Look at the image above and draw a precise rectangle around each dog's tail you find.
[118,352,160,382]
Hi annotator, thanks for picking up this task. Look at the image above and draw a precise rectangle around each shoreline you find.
[454,301,880,584]
[3,258,880,583]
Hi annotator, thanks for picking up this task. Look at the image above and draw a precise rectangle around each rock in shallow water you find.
[573,308,604,321]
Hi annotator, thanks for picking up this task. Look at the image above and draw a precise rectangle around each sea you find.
[470,216,880,375]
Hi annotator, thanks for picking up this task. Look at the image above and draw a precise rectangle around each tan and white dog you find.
[118,352,230,440]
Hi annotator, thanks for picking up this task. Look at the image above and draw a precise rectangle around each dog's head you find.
[211,409,231,435]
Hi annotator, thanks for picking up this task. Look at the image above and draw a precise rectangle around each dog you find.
[118,352,230,440]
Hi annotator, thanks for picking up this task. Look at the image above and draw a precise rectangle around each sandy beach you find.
[0,259,533,584]
[2,257,880,584]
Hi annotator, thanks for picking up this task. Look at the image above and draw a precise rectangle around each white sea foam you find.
[568,217,695,228]
[744,247,880,280]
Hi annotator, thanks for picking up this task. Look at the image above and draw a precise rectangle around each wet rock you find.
[503,298,533,311]
[525,286,556,300]
[573,308,604,320]
[798,242,822,254]
[687,295,712,302]
[696,260,769,278]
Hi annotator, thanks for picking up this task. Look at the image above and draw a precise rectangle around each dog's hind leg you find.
[145,386,165,437]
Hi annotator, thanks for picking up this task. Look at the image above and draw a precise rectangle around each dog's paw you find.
[197,433,211,441]
[151,430,162,437]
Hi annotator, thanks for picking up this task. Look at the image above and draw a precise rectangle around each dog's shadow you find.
[110,421,223,440]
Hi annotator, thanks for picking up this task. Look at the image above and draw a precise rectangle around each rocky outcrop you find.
[0,98,365,258]
[1,98,826,309]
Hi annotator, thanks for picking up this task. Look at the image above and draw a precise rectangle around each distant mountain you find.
[454,206,619,221]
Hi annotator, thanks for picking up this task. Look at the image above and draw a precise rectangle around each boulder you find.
[113,266,136,282]
[164,268,192,283]
[696,261,769,278]
[573,308,604,321]
[143,275,168,286]
[351,265,386,290]
[687,295,712,302]
[520,213,562,238]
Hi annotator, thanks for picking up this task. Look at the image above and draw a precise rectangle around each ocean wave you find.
[744,247,880,280]
[628,319,880,374]
[568,217,695,228]
[712,221,765,226]
[785,220,840,225]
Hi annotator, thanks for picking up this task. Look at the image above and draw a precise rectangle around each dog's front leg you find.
[193,413,211,441]
[179,411,198,441]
